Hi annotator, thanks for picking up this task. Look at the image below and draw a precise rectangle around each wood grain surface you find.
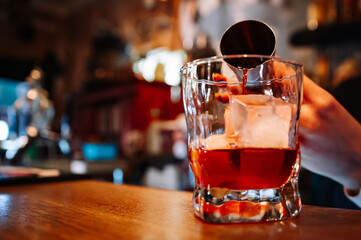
[0,180,360,240]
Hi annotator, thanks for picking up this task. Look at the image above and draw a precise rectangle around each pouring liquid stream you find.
[241,68,248,94]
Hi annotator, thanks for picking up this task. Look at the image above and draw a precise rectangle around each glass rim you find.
[180,54,303,71]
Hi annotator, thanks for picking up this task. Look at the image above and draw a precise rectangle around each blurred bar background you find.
[0,0,360,209]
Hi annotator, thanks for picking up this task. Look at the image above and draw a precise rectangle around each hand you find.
[299,75,361,191]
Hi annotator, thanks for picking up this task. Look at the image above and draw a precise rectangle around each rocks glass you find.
[181,55,303,223]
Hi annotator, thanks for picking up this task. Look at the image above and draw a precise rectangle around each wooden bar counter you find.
[1,180,360,239]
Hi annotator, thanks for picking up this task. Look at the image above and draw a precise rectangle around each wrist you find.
[341,147,361,191]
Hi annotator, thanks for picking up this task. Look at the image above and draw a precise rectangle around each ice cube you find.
[204,134,230,150]
[226,94,292,148]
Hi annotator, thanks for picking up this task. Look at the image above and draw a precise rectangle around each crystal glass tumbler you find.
[181,55,303,223]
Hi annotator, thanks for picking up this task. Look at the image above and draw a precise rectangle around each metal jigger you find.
[220,20,276,68]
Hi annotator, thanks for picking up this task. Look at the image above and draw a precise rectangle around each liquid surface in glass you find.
[189,147,297,190]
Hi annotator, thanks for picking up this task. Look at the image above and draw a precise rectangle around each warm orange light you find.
[27,89,38,100]
[307,20,318,30]
[27,126,38,137]
[30,69,42,80]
